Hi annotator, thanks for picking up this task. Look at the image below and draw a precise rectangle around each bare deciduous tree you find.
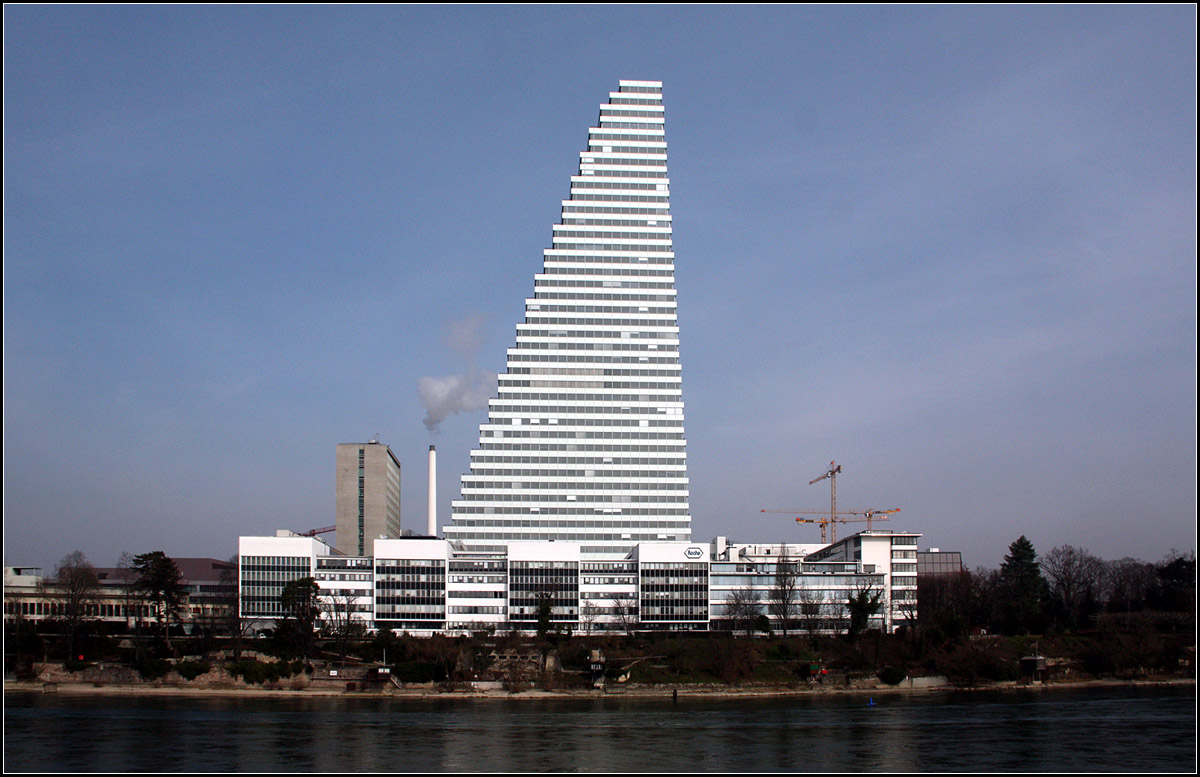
[1041,544,1105,629]
[41,551,101,660]
[321,591,366,665]
[612,593,639,636]
[767,547,799,636]
[578,600,600,635]
[724,586,761,638]
[1102,557,1156,614]
[795,585,826,639]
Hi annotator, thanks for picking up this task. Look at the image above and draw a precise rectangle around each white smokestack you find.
[427,445,437,537]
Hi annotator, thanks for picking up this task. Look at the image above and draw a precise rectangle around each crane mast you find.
[762,461,900,543]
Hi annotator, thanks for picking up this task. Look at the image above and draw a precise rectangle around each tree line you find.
[8,550,240,665]
[919,536,1196,640]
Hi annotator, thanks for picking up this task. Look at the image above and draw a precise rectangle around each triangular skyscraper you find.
[445,80,690,559]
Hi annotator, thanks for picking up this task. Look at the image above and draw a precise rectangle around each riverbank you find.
[5,675,1192,701]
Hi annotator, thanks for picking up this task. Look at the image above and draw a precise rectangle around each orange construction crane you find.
[810,462,842,541]
[763,461,900,543]
[761,508,899,543]
[299,525,336,537]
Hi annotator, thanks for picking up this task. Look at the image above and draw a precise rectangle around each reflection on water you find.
[4,685,1195,772]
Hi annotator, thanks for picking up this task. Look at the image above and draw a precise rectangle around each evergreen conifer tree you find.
[998,536,1049,634]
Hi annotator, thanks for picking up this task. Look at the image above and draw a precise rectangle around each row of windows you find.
[454,507,689,517]
[316,558,372,570]
[449,575,506,585]
[542,262,672,274]
[453,491,691,503]
[563,217,669,231]
[580,578,638,588]
[508,353,679,366]
[511,561,579,571]
[490,412,682,424]
[568,193,669,204]
[471,455,685,466]
[573,173,669,186]
[508,365,679,376]
[551,243,672,254]
[605,95,663,105]
[598,121,665,130]
[535,279,674,290]
[314,573,371,582]
[476,442,685,453]
[517,330,675,341]
[560,221,670,231]
[447,590,507,599]
[481,431,685,442]
[376,592,445,603]
[579,155,665,165]
[571,180,665,191]
[597,108,664,118]
[562,206,668,217]
[521,316,676,329]
[540,267,673,279]
[710,575,884,589]
[466,468,685,479]
[375,588,444,598]
[511,345,680,357]
[588,130,662,143]
[375,604,444,614]
[451,534,687,544]
[5,601,154,617]
[447,561,507,572]
[241,556,311,569]
[500,382,681,394]
[240,572,310,583]
[552,229,671,240]
[603,94,664,106]
[451,519,690,529]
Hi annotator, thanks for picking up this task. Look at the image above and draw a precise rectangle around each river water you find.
[4,684,1195,772]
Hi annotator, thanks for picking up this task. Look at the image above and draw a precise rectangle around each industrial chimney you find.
[427,445,437,537]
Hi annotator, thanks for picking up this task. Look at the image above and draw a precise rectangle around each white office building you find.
[237,530,920,636]
[444,79,690,560]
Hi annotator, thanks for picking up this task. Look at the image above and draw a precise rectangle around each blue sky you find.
[4,5,1195,574]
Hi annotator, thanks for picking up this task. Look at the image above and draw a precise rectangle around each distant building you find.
[335,440,401,557]
[3,558,236,632]
[916,549,964,577]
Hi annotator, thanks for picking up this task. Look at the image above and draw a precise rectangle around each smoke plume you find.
[418,315,496,432]
[418,369,495,432]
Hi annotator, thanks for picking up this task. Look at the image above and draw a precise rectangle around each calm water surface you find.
[4,685,1195,772]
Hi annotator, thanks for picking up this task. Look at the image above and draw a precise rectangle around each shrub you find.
[877,666,907,685]
[135,659,171,680]
[392,661,445,683]
[225,658,302,685]
[175,661,210,681]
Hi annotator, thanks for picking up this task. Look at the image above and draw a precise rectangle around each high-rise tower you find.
[335,440,402,557]
[445,80,690,559]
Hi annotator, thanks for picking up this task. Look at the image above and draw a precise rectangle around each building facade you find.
[237,530,921,637]
[3,558,236,633]
[335,440,402,557]
[444,79,690,560]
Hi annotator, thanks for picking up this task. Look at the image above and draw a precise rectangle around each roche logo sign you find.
[684,547,704,560]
